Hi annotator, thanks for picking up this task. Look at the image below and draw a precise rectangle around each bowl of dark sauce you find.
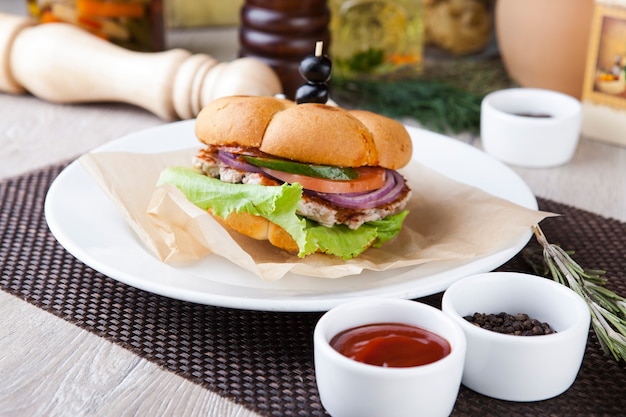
[480,88,582,167]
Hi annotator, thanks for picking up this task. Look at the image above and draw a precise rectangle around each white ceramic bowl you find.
[441,272,590,402]
[480,88,582,167]
[314,298,466,417]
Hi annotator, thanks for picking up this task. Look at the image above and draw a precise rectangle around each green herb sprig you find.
[330,58,514,135]
[532,225,626,362]
[332,77,483,134]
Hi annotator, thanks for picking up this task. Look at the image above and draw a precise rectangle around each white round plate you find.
[45,121,537,312]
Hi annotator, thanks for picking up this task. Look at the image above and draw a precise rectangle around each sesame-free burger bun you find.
[195,95,412,169]
[218,211,300,254]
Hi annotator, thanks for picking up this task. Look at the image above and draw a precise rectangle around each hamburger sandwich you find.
[157,95,413,260]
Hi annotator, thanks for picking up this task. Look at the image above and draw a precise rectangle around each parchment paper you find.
[79,149,554,280]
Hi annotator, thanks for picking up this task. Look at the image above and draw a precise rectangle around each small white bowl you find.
[442,272,590,402]
[314,298,466,417]
[480,88,582,167]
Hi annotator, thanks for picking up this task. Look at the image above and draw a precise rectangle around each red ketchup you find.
[330,322,451,367]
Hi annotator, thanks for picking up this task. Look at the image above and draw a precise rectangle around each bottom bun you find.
[223,211,269,240]
[221,211,300,254]
[267,222,300,253]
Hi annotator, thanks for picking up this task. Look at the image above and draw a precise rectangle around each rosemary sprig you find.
[532,225,626,362]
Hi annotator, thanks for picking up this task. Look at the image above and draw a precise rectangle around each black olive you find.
[295,82,328,104]
[299,54,332,83]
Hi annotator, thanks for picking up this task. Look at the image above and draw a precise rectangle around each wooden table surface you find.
[1,2,624,416]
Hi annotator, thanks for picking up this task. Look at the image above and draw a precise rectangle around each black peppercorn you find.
[464,312,556,336]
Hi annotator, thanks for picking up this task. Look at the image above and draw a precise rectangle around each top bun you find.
[195,95,412,169]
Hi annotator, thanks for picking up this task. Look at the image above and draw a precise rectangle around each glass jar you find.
[423,0,495,59]
[329,0,424,80]
[26,0,165,52]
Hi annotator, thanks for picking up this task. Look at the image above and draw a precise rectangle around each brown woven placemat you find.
[1,162,625,416]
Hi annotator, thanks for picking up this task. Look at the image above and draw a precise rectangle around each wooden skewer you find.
[315,41,324,57]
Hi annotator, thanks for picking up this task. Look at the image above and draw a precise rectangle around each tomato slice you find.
[261,166,387,194]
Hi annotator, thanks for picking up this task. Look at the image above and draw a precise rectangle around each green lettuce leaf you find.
[157,166,408,259]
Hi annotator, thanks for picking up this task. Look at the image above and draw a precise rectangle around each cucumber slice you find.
[243,156,359,180]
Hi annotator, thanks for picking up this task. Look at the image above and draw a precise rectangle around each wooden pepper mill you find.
[239,0,331,100]
[0,13,282,120]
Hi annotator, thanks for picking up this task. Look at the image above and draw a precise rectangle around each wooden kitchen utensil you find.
[0,13,282,120]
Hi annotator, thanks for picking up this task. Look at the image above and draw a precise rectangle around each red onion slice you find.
[216,150,406,209]
[306,170,406,209]
[217,151,263,173]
